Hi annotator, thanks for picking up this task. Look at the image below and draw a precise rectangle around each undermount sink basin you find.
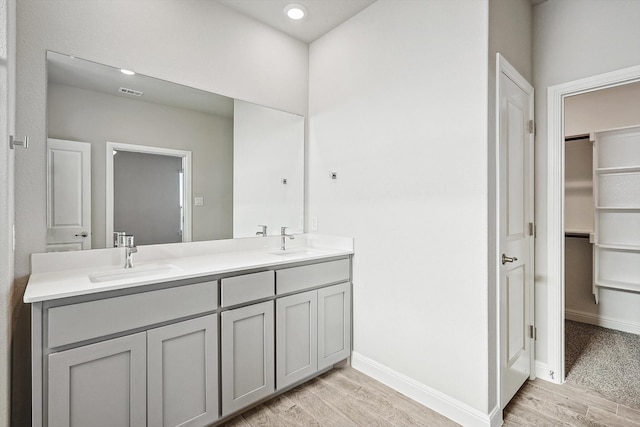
[88,263,181,283]
[269,248,323,257]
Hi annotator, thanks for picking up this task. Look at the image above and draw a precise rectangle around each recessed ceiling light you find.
[284,3,307,20]
[120,69,135,76]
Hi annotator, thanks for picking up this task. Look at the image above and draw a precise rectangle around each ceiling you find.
[48,52,234,118]
[215,0,377,43]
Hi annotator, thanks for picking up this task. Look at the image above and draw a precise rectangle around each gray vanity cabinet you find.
[275,259,351,390]
[221,300,275,416]
[147,314,218,427]
[33,256,352,427]
[275,282,351,390]
[318,282,351,370]
[276,290,318,389]
[36,280,218,427]
[47,332,147,427]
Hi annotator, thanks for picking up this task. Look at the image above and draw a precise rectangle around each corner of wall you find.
[352,353,497,427]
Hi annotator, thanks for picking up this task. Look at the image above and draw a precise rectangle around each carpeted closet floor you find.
[565,320,640,406]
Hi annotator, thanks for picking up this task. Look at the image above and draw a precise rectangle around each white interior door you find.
[46,138,92,251]
[498,56,535,407]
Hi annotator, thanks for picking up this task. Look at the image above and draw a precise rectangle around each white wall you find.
[565,82,640,136]
[233,100,304,238]
[533,0,640,367]
[564,86,640,334]
[0,0,16,422]
[48,83,234,247]
[15,0,308,279]
[488,0,533,411]
[309,0,491,416]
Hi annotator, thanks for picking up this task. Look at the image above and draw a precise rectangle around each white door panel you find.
[498,55,534,408]
[46,138,91,251]
[507,101,526,239]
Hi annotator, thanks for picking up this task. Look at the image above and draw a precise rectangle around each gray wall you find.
[48,83,233,248]
[114,151,183,246]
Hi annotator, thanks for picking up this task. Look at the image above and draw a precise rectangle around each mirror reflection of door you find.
[46,138,92,252]
[113,150,183,245]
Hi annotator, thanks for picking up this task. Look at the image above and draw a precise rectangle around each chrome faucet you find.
[122,235,137,269]
[256,225,267,237]
[280,227,295,251]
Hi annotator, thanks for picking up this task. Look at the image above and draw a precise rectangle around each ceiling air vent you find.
[118,87,143,97]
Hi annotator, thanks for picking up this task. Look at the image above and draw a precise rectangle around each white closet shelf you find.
[591,126,640,304]
[595,243,640,252]
[596,206,640,211]
[595,279,640,293]
[596,166,640,174]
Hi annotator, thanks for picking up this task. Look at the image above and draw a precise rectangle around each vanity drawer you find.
[221,271,275,307]
[48,281,217,348]
[276,259,350,295]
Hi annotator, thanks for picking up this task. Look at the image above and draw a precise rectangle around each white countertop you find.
[24,234,353,303]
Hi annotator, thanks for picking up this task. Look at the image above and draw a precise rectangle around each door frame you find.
[106,141,192,247]
[496,54,535,409]
[545,64,640,384]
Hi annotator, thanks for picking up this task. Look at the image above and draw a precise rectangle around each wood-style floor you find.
[221,367,640,427]
[503,378,640,427]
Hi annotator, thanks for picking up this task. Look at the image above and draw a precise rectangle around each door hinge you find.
[527,120,535,135]
[528,325,537,340]
[528,222,536,237]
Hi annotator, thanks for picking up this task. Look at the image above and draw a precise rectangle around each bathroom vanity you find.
[25,235,353,427]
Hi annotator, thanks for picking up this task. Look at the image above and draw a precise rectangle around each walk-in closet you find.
[563,82,640,405]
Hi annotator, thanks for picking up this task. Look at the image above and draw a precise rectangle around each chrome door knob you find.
[502,254,518,265]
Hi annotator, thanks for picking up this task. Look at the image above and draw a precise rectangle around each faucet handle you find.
[113,231,126,247]
[281,227,295,239]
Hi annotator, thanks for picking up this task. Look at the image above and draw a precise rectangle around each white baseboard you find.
[351,352,500,427]
[566,309,640,335]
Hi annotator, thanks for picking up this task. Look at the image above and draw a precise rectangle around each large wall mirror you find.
[46,51,304,251]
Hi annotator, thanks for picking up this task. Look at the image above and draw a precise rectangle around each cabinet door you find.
[48,333,146,427]
[221,301,274,416]
[147,314,218,427]
[276,290,317,390]
[318,282,351,370]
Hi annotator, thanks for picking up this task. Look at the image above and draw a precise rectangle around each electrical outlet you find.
[311,216,318,231]
[194,197,204,206]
